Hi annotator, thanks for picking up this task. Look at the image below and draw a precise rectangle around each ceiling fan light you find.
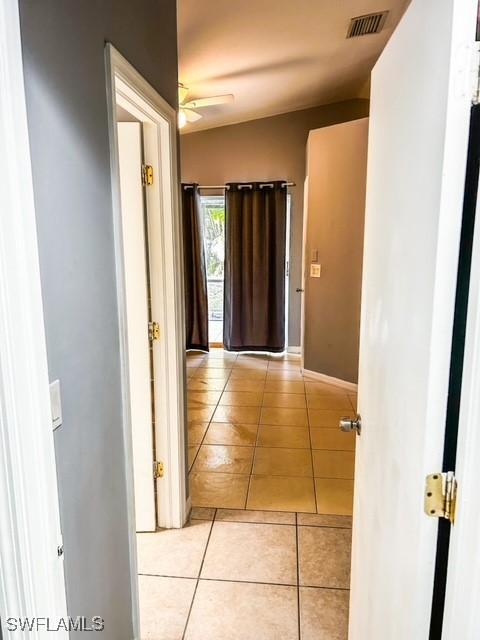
[178,109,187,129]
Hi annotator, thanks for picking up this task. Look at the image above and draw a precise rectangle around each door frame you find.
[0,0,68,634]
[105,43,188,637]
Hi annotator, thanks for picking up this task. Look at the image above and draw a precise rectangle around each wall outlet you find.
[50,379,63,430]
[310,263,321,278]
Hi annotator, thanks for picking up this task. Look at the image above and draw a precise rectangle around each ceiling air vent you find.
[347,11,389,38]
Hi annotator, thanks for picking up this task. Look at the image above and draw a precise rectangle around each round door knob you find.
[339,414,361,435]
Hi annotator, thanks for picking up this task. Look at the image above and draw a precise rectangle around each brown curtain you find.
[181,184,209,351]
[224,182,287,352]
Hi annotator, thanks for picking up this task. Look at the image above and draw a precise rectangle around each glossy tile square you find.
[203,422,257,446]
[224,378,266,392]
[308,409,352,428]
[137,520,212,578]
[313,450,355,479]
[310,428,355,451]
[298,526,351,588]
[260,407,308,427]
[247,475,316,513]
[190,506,216,521]
[306,395,353,411]
[192,445,254,475]
[262,392,306,409]
[138,575,196,640]
[263,380,305,393]
[256,425,310,449]
[189,472,249,509]
[184,580,298,640]
[212,405,261,424]
[201,521,297,584]
[229,368,267,380]
[219,391,263,406]
[253,447,313,477]
[300,587,349,640]
[315,478,354,516]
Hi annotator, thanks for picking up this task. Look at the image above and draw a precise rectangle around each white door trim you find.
[105,43,187,639]
[0,0,68,635]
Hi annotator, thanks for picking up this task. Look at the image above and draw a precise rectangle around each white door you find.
[349,1,477,639]
[118,122,156,532]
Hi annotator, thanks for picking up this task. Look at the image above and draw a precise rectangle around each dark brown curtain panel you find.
[181,184,209,351]
[224,182,287,352]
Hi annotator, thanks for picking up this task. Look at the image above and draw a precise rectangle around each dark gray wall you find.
[180,99,369,347]
[19,2,178,637]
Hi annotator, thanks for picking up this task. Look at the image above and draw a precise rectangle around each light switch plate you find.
[310,263,321,278]
[50,379,63,430]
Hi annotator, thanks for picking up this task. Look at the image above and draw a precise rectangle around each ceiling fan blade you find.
[183,108,203,123]
[183,94,234,109]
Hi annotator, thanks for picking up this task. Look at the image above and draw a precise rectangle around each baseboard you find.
[287,345,301,354]
[302,368,358,392]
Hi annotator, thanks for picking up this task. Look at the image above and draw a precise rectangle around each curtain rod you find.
[183,182,295,190]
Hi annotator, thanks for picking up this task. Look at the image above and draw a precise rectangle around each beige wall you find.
[180,99,369,346]
[303,118,369,383]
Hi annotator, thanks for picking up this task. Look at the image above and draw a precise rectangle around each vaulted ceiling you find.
[177,0,410,132]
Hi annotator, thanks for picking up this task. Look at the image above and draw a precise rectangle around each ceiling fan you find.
[178,83,234,128]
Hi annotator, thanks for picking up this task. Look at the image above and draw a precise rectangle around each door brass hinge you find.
[153,461,164,479]
[141,164,154,186]
[424,471,457,524]
[148,321,160,341]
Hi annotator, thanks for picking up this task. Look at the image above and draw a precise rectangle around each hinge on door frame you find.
[471,42,480,105]
[148,321,160,341]
[424,471,457,524]
[153,461,164,479]
[141,164,154,186]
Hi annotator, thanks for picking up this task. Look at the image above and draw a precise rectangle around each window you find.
[200,195,225,344]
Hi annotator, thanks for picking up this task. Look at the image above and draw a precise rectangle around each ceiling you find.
[177,0,410,133]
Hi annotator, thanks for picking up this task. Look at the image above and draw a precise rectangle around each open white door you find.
[118,122,156,532]
[349,1,477,638]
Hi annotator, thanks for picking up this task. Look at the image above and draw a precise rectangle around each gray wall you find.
[180,99,369,346]
[18,1,178,637]
[304,119,369,383]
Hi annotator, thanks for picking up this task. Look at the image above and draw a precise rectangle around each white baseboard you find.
[302,368,358,392]
[287,345,301,354]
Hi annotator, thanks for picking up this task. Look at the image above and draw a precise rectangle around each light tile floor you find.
[186,349,357,515]
[138,349,356,639]
[138,508,352,639]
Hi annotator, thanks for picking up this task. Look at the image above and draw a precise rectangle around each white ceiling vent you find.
[347,11,389,38]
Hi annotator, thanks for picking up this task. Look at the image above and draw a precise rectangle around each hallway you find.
[137,349,355,638]
[186,349,356,514]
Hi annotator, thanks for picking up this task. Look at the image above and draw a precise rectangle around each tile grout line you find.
[244,355,269,508]
[140,572,351,591]
[295,512,302,640]
[180,512,216,640]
